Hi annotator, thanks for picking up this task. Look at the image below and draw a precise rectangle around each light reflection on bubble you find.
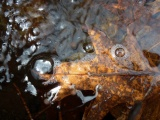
[34,59,52,74]
[110,44,129,60]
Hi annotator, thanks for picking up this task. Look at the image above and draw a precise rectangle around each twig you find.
[148,41,160,52]
[13,83,33,120]
[59,111,63,120]
[34,102,63,120]
[57,102,63,120]
[34,104,51,119]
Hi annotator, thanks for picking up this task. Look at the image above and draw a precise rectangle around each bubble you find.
[33,28,40,36]
[21,45,36,56]
[110,44,129,60]
[29,55,54,80]
[20,21,32,31]
[6,0,13,6]
[2,43,8,52]
[0,66,5,73]
[9,17,13,23]
[115,48,125,57]
[15,0,23,5]
[83,43,94,53]
[4,11,10,17]
[6,24,12,35]
[33,59,52,74]
[25,82,37,96]
[15,16,22,24]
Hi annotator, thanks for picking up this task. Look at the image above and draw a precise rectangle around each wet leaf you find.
[1,0,160,120]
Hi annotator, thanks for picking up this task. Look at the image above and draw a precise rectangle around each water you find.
[0,0,160,119]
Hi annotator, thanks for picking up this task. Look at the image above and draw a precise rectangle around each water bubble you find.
[30,45,36,52]
[115,48,125,57]
[0,66,5,73]
[138,0,143,4]
[4,11,10,17]
[20,21,32,31]
[33,28,40,36]
[15,16,22,24]
[33,59,52,74]
[38,6,45,11]
[2,43,8,52]
[25,81,37,96]
[57,105,61,109]
[23,45,36,56]
[13,10,20,15]
[29,55,54,80]
[83,43,94,53]
[110,44,129,60]
[6,0,13,6]
[9,17,13,23]
[6,24,12,35]
[15,0,23,5]
[24,76,28,81]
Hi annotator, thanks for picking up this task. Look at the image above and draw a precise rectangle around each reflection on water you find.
[143,50,160,68]
[0,0,160,119]
[0,0,159,83]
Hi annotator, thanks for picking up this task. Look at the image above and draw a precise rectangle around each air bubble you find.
[25,82,37,96]
[4,11,10,17]
[20,21,32,31]
[2,43,8,52]
[0,66,5,73]
[15,0,23,5]
[110,44,129,60]
[33,28,40,36]
[6,0,13,6]
[34,59,52,74]
[115,48,125,57]
[29,55,54,80]
[83,43,94,53]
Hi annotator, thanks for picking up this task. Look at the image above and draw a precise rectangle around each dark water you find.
[0,0,160,119]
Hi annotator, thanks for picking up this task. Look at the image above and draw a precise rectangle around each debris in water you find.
[25,81,37,96]
[76,85,100,104]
